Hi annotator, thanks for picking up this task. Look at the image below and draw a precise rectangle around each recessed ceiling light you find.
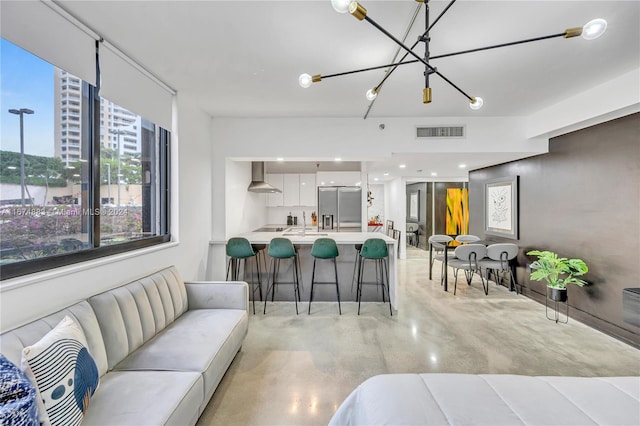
[431,172,438,177]
[355,181,361,186]
[458,164,467,169]
[383,172,389,176]
[399,164,406,169]
[334,157,342,162]
[330,181,335,184]
[276,157,284,162]
[374,177,379,181]
[321,181,325,185]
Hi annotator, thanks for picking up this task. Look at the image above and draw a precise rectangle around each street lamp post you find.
[106,163,111,204]
[8,108,35,207]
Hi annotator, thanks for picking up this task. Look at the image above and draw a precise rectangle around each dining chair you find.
[406,223,419,247]
[448,244,488,295]
[392,229,401,258]
[385,220,394,236]
[455,234,481,244]
[428,234,454,285]
[478,243,519,294]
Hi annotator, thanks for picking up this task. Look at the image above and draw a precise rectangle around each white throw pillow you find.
[21,315,99,426]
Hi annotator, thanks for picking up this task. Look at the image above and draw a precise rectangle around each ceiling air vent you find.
[416,126,465,139]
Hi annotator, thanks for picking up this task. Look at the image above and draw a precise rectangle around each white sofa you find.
[330,373,640,426]
[0,266,249,425]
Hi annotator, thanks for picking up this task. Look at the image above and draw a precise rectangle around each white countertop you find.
[237,230,396,245]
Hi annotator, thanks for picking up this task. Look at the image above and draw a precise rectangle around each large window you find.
[0,38,170,279]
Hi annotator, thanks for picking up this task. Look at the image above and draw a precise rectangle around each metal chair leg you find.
[292,256,299,315]
[334,257,341,315]
[308,258,317,315]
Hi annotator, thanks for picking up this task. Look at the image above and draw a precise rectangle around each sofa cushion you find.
[88,266,189,370]
[114,309,247,405]
[81,371,203,426]
[0,301,108,379]
[21,316,99,426]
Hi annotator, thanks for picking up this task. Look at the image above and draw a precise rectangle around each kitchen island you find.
[231,227,398,311]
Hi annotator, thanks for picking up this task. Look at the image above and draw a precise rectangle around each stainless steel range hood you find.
[247,162,282,193]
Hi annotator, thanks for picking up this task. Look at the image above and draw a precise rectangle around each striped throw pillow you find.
[21,316,99,426]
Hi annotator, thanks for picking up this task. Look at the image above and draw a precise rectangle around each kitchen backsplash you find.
[267,206,317,227]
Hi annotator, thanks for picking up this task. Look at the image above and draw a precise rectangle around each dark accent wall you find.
[469,113,640,347]
[407,182,428,248]
[407,182,467,249]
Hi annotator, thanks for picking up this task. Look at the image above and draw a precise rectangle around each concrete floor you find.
[197,247,640,425]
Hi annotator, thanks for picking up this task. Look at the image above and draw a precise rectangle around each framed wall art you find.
[409,191,419,221]
[484,175,519,239]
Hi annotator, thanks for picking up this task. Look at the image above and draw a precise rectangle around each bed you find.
[329,374,640,425]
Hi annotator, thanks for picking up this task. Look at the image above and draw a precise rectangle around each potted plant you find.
[526,250,588,302]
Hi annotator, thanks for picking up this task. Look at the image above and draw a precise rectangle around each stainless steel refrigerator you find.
[318,186,362,232]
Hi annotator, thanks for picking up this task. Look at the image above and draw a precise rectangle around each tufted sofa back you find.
[88,266,188,370]
[0,301,109,377]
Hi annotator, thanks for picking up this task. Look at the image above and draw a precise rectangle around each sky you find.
[1,38,55,157]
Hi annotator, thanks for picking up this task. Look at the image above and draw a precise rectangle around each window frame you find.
[1,83,171,280]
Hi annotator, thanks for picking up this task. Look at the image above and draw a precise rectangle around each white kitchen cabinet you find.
[283,174,300,206]
[266,173,284,207]
[299,174,316,206]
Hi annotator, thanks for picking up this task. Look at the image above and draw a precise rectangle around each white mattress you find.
[329,374,640,426]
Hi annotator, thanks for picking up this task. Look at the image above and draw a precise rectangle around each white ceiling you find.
[59,0,640,180]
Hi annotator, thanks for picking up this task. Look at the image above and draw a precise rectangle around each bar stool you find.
[308,238,341,315]
[357,238,392,316]
[263,238,302,315]
[226,237,262,314]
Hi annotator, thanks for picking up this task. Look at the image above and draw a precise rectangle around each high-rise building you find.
[54,68,141,167]
[53,68,82,165]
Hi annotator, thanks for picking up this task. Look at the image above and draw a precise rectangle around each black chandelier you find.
[299,0,607,117]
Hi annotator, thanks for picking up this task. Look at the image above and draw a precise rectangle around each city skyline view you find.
[1,38,55,157]
[2,38,142,163]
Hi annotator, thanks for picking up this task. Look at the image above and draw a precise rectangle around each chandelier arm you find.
[365,2,424,119]
[430,32,567,60]
[363,15,474,101]
[427,0,457,33]
[322,59,420,80]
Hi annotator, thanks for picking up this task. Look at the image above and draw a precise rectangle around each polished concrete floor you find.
[197,247,640,425]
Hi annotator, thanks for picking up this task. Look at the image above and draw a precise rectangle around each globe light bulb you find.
[582,18,607,40]
[331,0,352,13]
[298,73,312,88]
[366,88,378,101]
[470,96,484,110]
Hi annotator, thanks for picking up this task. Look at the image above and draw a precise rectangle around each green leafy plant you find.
[526,250,588,289]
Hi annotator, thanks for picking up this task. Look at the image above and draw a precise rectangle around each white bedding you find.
[329,374,640,426]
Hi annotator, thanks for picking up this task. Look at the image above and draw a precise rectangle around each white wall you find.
[225,160,267,236]
[366,184,385,225]
[213,116,546,161]
[0,92,213,331]
[526,67,640,138]
[385,178,407,260]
